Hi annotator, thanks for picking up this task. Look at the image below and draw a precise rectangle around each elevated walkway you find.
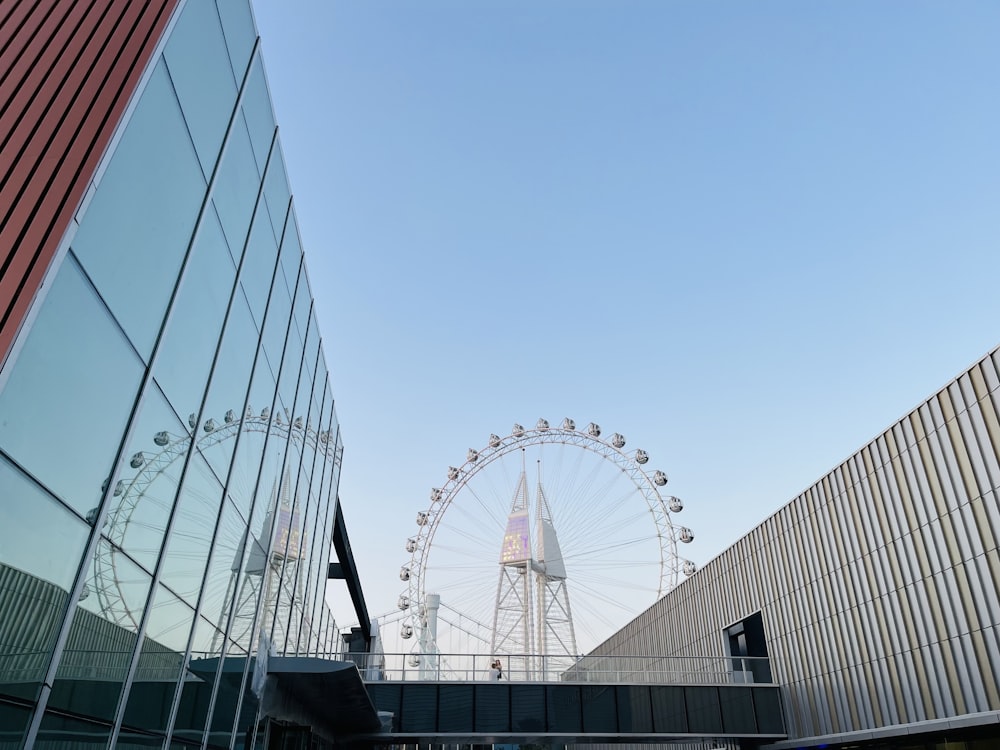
[300,652,788,745]
[363,679,784,744]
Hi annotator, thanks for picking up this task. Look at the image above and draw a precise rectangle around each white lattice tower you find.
[491,456,535,672]
[533,461,577,669]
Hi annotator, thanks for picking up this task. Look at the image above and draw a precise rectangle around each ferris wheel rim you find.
[92,405,339,629]
[398,419,695,652]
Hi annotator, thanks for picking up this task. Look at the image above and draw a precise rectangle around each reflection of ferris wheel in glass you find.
[398,418,696,665]
[90,405,339,642]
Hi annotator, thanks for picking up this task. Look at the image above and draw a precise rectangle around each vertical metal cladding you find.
[593,347,1000,741]
[0,0,179,368]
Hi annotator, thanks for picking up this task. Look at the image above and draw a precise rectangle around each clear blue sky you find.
[250,0,1000,629]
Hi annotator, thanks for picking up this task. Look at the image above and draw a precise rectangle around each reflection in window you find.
[216,0,257,83]
[213,114,260,256]
[122,586,195,732]
[241,56,277,174]
[229,532,268,654]
[227,413,269,524]
[159,454,225,607]
[265,461,310,654]
[108,384,190,574]
[71,60,206,359]
[154,207,236,422]
[279,223,303,306]
[289,472,321,655]
[0,254,143,519]
[200,296,260,482]
[36,712,112,747]
[0,457,90,703]
[51,540,153,722]
[260,267,291,381]
[176,614,242,746]
[163,0,237,179]
[0,702,31,748]
[200,498,249,635]
[262,150,290,245]
[239,204,280,331]
[277,322,305,424]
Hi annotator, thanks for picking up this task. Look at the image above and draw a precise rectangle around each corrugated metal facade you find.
[0,0,179,369]
[594,348,1000,743]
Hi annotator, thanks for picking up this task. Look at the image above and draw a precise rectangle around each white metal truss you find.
[534,475,577,664]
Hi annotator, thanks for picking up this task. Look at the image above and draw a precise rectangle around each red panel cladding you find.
[0,0,181,371]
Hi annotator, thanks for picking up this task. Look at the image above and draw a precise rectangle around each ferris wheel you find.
[397,418,696,666]
[88,404,340,653]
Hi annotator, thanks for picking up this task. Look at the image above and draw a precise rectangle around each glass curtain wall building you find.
[0,0,349,747]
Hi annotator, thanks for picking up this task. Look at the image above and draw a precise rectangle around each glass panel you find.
[71,61,206,358]
[268,450,308,653]
[109,385,191,574]
[287,381,320,655]
[305,313,321,384]
[582,684,617,733]
[207,651,249,750]
[279,225,303,307]
[439,684,473,732]
[251,432,291,651]
[164,0,237,179]
[616,685,654,733]
[0,457,90,703]
[303,438,329,638]
[216,0,257,83]
[286,346,314,458]
[262,146,290,244]
[173,616,221,744]
[241,56,276,174]
[0,255,143,518]
[239,205,280,332]
[123,586,195,732]
[159,454,225,607]
[276,313,304,423]
[232,698,262,750]
[228,411,268,526]
[719,686,756,733]
[684,685,723,733]
[228,520,267,654]
[650,685,688,733]
[291,267,311,352]
[113,729,169,747]
[260,270,291,383]
[0,701,32,748]
[154,207,236,422]
[200,297,260,482]
[213,114,261,255]
[200,499,249,633]
[326,406,343,496]
[207,660,244,750]
[306,492,334,656]
[36,711,111,746]
[286,464,313,654]
[51,541,153,721]
[293,454,324,654]
[310,355,327,438]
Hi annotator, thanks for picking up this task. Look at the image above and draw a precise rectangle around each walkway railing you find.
[351,652,772,685]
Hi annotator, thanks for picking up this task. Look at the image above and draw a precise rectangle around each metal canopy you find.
[261,657,383,741]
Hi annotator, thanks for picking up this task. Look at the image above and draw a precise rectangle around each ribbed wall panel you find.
[0,0,179,370]
[594,347,1000,742]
